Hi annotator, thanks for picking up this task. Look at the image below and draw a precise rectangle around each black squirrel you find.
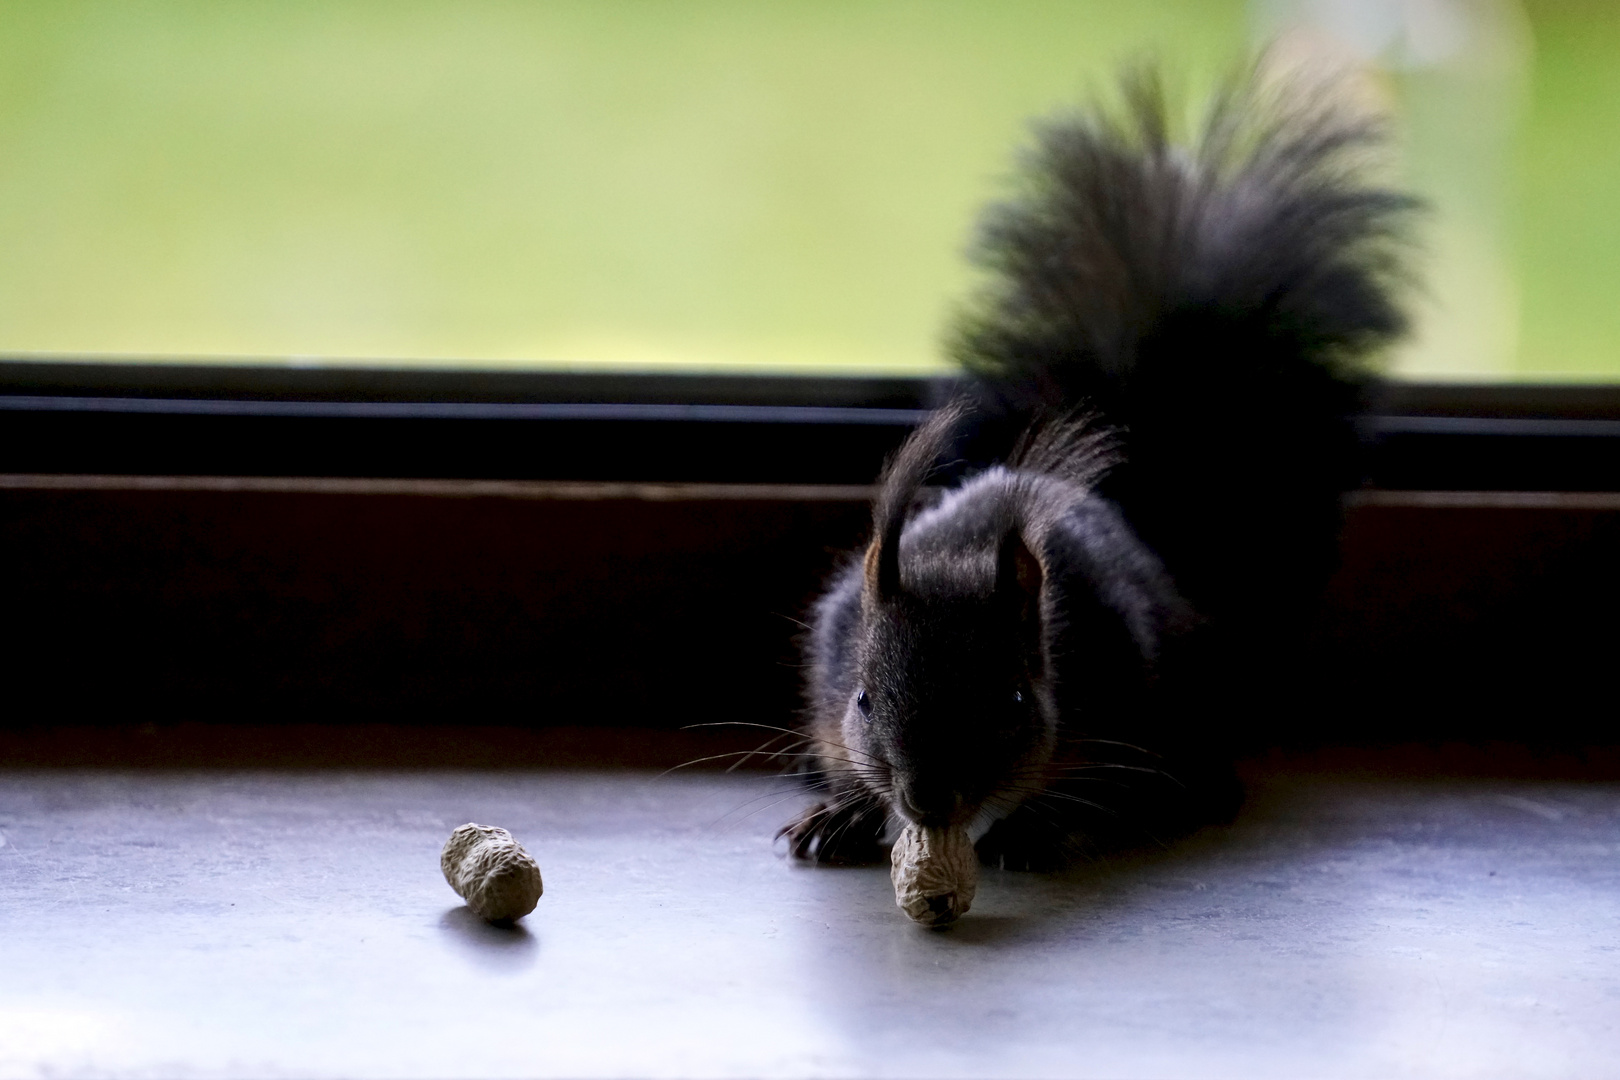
[780,62,1418,869]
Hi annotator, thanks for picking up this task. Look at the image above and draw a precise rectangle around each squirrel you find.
[779,60,1418,869]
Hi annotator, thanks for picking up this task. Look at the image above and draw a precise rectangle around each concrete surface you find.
[0,767,1616,1078]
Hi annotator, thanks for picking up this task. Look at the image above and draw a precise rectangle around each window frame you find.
[3,358,1620,489]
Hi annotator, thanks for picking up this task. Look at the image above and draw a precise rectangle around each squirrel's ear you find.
[998,532,1045,669]
[997,532,1043,601]
[863,532,902,601]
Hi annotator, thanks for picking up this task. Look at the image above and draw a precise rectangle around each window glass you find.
[0,1,1607,381]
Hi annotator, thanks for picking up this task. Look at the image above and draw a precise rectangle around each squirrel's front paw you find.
[974,810,1071,872]
[778,800,887,865]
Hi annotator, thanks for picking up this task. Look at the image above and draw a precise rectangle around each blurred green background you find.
[0,0,1610,380]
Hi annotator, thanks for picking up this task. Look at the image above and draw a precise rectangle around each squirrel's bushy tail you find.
[954,60,1415,413]
[951,59,1419,627]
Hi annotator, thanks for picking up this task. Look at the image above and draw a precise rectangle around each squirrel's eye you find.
[856,689,873,719]
[1013,690,1025,705]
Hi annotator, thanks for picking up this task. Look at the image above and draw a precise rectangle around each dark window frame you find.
[2,358,1616,748]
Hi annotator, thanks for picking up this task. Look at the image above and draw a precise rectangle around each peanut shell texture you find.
[441,823,543,923]
[890,823,978,926]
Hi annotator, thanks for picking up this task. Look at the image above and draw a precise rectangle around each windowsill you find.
[2,748,1616,1077]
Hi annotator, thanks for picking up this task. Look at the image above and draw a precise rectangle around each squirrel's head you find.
[843,524,1057,829]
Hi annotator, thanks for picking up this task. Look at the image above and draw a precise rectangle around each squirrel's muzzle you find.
[896,775,967,827]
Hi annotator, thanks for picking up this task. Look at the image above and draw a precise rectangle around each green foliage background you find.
[0,1,1610,379]
[1514,0,1620,379]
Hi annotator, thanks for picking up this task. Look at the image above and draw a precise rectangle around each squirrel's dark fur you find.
[781,62,1418,868]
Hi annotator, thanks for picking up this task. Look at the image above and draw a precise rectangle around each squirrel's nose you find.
[897,778,963,825]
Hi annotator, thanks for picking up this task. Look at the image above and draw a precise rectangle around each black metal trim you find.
[0,357,947,408]
[1370,380,1620,420]
[0,393,925,426]
[2,358,1618,489]
[1361,415,1620,438]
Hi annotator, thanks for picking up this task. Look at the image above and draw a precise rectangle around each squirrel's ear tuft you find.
[866,400,970,603]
